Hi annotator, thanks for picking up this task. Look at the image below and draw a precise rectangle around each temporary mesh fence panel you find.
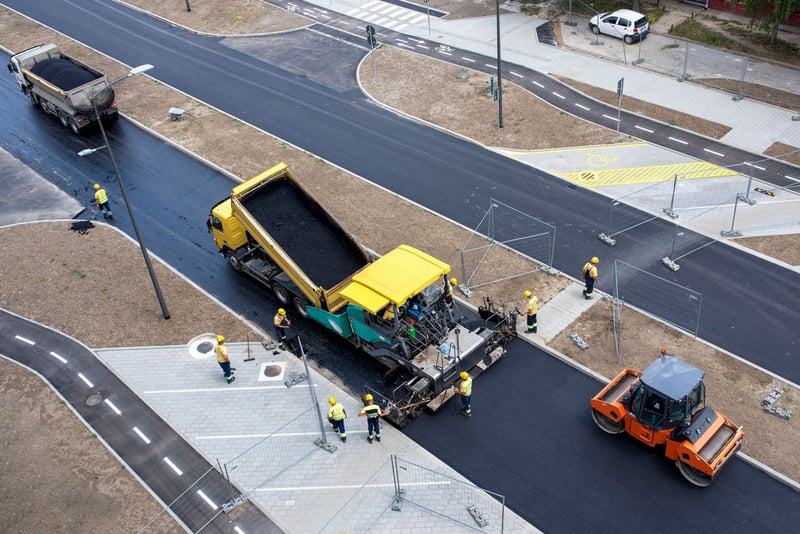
[393,456,506,533]
[663,222,718,265]
[137,467,226,534]
[221,407,320,496]
[318,458,397,534]
[460,199,555,292]
[614,260,703,336]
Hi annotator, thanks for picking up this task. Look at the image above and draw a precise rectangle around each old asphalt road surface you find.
[4,0,799,384]
[0,309,283,533]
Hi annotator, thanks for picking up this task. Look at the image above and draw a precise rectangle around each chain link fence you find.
[320,455,507,533]
[459,198,556,296]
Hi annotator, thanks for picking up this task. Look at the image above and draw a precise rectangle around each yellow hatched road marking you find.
[556,162,737,188]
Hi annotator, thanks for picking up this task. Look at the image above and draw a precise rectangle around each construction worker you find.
[523,290,538,334]
[214,335,235,384]
[582,257,600,300]
[93,183,113,220]
[453,371,473,416]
[443,277,458,306]
[273,308,291,349]
[327,397,347,443]
[358,393,390,443]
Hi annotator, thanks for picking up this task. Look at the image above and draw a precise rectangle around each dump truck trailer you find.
[7,43,117,134]
[208,163,517,426]
[590,351,744,487]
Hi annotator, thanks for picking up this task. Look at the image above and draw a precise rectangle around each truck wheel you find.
[591,408,625,434]
[225,251,243,272]
[28,93,39,106]
[676,460,713,487]
[272,284,289,304]
[59,112,69,128]
[69,118,81,135]
[293,296,309,319]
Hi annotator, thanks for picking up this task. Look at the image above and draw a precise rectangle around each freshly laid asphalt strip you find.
[405,339,800,533]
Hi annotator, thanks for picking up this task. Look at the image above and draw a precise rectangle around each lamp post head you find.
[78,146,107,157]
[128,64,154,77]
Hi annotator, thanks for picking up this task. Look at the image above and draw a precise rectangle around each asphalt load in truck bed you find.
[243,177,368,289]
[30,57,98,90]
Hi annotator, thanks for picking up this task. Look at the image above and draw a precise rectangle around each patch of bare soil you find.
[552,75,733,139]
[0,357,181,533]
[361,46,625,149]
[734,233,800,266]
[764,141,800,167]
[694,78,800,114]
[2,2,800,527]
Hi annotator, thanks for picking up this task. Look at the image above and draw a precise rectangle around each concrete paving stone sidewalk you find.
[97,342,539,533]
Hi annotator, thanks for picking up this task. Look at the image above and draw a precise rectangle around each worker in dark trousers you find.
[358,393,390,443]
[582,257,600,299]
[93,183,113,220]
[454,371,473,416]
[327,396,347,443]
[443,277,458,323]
[523,290,538,334]
[443,277,457,306]
[214,335,235,384]
[273,308,291,349]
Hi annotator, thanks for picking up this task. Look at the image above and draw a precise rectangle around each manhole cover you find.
[263,365,283,378]
[86,393,104,407]
[196,341,214,354]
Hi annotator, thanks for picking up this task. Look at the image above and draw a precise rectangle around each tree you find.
[730,0,800,44]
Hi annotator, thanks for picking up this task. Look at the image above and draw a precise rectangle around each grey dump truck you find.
[7,43,117,134]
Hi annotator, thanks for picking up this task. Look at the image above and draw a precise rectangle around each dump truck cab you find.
[591,352,744,487]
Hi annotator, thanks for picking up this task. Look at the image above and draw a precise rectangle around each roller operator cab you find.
[590,351,744,487]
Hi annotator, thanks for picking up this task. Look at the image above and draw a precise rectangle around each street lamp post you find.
[84,64,170,320]
[495,0,503,129]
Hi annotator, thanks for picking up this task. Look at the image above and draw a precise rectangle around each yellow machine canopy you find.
[338,245,450,314]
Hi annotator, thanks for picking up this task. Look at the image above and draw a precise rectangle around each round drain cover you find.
[86,393,103,407]
[196,341,214,354]
[263,365,282,378]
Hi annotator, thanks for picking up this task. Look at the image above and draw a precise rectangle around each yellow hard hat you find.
[591,257,599,264]
[328,397,336,405]
[93,183,100,190]
[460,371,469,380]
[523,290,531,298]
[277,308,286,315]
[450,277,457,285]
[216,335,225,343]
[365,393,373,401]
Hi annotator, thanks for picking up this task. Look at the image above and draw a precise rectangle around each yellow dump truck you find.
[208,163,517,425]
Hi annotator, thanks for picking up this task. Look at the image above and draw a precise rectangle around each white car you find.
[589,9,650,44]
